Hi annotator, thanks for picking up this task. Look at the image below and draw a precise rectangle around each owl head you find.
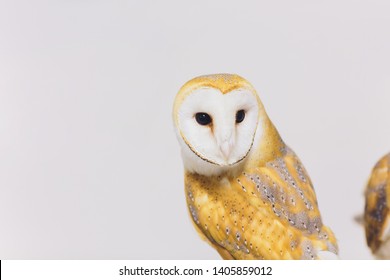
[173,74,282,176]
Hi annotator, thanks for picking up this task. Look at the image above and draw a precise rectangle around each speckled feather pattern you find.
[185,148,338,260]
[364,153,390,255]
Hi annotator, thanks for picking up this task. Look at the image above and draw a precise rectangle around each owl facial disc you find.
[177,87,259,168]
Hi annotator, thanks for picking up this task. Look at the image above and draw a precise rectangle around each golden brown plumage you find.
[173,74,338,259]
[364,153,390,258]
[185,148,337,259]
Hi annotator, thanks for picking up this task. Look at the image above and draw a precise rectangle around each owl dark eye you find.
[236,110,245,123]
[195,112,212,126]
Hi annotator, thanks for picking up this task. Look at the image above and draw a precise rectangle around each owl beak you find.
[220,140,233,160]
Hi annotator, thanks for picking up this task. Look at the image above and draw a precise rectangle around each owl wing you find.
[364,153,390,253]
[186,147,338,259]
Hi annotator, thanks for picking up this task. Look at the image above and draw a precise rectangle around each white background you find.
[1,260,388,279]
[0,0,389,259]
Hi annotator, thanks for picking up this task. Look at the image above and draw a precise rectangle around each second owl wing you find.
[364,153,390,253]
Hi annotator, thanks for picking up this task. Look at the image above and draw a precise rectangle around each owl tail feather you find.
[354,214,364,226]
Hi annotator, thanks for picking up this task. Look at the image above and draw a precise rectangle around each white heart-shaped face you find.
[177,87,259,169]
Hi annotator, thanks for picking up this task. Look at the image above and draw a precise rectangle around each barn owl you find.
[363,152,390,259]
[172,74,338,259]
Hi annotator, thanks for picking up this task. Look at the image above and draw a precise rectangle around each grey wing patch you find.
[244,154,325,237]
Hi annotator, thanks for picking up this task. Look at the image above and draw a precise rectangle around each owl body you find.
[173,74,338,259]
[364,153,390,259]
[185,148,337,260]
